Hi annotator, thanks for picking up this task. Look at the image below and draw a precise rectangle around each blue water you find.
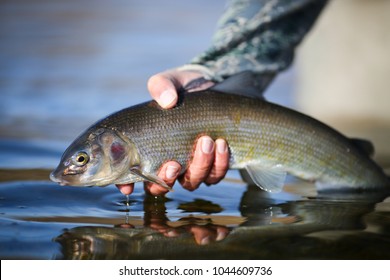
[1,0,390,260]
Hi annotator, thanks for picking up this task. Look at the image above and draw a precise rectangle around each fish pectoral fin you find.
[129,167,173,191]
[244,164,286,193]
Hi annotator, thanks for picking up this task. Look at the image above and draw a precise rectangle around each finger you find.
[144,161,181,196]
[115,183,134,196]
[205,138,229,185]
[163,228,180,238]
[149,223,180,238]
[216,226,230,241]
[147,73,178,109]
[160,228,180,238]
[189,226,217,245]
[147,70,212,109]
[180,136,215,191]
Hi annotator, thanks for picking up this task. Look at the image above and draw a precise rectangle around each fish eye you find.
[73,152,89,166]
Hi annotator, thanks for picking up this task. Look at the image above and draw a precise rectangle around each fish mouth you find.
[50,171,69,186]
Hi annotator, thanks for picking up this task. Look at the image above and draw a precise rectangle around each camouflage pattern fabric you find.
[181,0,328,90]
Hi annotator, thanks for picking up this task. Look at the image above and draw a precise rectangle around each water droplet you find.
[126,195,129,207]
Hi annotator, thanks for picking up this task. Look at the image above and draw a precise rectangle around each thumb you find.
[147,73,178,109]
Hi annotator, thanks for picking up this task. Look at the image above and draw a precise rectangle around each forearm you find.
[182,0,328,83]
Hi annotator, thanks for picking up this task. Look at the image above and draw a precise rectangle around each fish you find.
[50,72,389,193]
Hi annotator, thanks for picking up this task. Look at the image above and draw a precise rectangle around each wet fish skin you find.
[50,90,389,192]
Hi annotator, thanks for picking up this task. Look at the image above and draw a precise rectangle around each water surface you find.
[1,0,390,260]
[1,162,390,259]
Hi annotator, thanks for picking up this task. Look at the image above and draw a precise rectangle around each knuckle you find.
[179,172,201,191]
[205,173,223,185]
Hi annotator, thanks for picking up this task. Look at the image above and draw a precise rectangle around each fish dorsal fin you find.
[244,164,286,193]
[210,71,275,99]
[129,166,173,191]
[350,138,375,157]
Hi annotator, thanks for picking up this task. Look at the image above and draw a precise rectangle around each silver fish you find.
[50,74,389,193]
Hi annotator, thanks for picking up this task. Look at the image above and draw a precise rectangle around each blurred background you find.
[1,0,389,168]
[1,0,390,261]
[296,0,390,164]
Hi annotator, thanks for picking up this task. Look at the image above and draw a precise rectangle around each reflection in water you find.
[55,184,390,260]
[1,0,390,261]
[178,199,223,214]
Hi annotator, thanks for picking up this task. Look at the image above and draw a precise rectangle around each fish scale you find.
[51,89,389,192]
[96,90,387,190]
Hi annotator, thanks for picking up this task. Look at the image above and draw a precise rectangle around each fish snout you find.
[50,170,68,186]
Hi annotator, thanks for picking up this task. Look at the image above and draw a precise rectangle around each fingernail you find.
[216,231,227,241]
[166,164,179,179]
[201,137,214,154]
[116,184,133,196]
[201,236,210,245]
[216,139,227,154]
[159,89,176,108]
[166,230,179,238]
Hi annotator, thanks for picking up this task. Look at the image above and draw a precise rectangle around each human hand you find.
[116,68,229,196]
[150,221,230,245]
[147,68,215,109]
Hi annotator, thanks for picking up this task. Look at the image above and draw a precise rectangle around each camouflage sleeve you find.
[179,0,328,86]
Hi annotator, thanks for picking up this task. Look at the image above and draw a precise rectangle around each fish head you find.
[50,128,138,187]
